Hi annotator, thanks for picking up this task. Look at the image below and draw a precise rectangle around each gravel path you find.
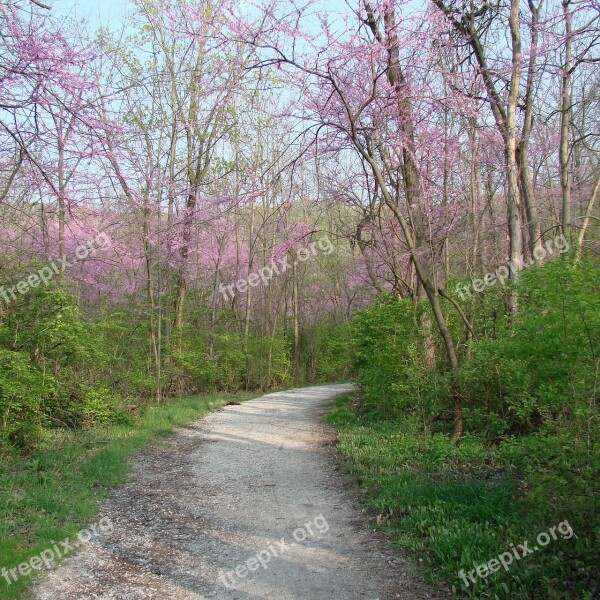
[33,384,448,600]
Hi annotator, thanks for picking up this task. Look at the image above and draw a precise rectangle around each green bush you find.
[70,385,129,429]
[245,335,292,390]
[339,257,600,597]
[459,257,600,434]
[352,294,449,421]
[0,349,56,450]
[309,320,355,382]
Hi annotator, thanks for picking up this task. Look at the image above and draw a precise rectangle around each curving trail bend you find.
[33,384,447,600]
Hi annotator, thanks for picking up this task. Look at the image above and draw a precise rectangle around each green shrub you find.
[70,385,129,428]
[0,349,56,451]
[245,335,292,390]
[352,294,449,421]
[459,257,600,435]
[296,320,355,383]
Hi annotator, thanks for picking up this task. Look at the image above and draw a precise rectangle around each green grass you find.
[0,391,259,600]
[326,393,599,599]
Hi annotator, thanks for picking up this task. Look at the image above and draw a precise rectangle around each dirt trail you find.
[33,384,448,600]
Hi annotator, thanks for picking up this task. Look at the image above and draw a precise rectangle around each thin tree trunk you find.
[575,172,600,261]
[163,119,177,358]
[292,260,301,385]
[143,204,160,372]
[560,0,573,236]
[209,268,221,358]
[519,0,544,262]
[57,135,66,272]
[443,109,451,283]
[505,0,524,314]
[244,204,255,389]
[469,118,481,273]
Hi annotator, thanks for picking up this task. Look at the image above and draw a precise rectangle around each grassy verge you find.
[326,393,599,599]
[0,391,259,600]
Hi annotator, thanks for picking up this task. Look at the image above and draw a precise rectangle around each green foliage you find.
[352,294,449,421]
[69,385,129,429]
[327,394,599,598]
[86,307,159,398]
[173,333,292,392]
[0,284,93,367]
[0,349,56,450]
[341,256,600,597]
[309,320,355,383]
[245,335,292,389]
[0,275,346,455]
[173,335,245,392]
[0,283,134,452]
[289,319,356,385]
[459,257,600,434]
[351,257,599,437]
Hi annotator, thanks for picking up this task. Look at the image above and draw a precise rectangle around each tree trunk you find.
[575,173,600,261]
[292,260,301,385]
[560,0,573,236]
[519,0,544,262]
[505,0,524,314]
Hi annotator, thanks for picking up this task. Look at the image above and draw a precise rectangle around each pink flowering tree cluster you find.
[0,0,597,419]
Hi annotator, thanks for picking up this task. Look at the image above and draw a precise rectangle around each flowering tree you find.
[240,0,473,440]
